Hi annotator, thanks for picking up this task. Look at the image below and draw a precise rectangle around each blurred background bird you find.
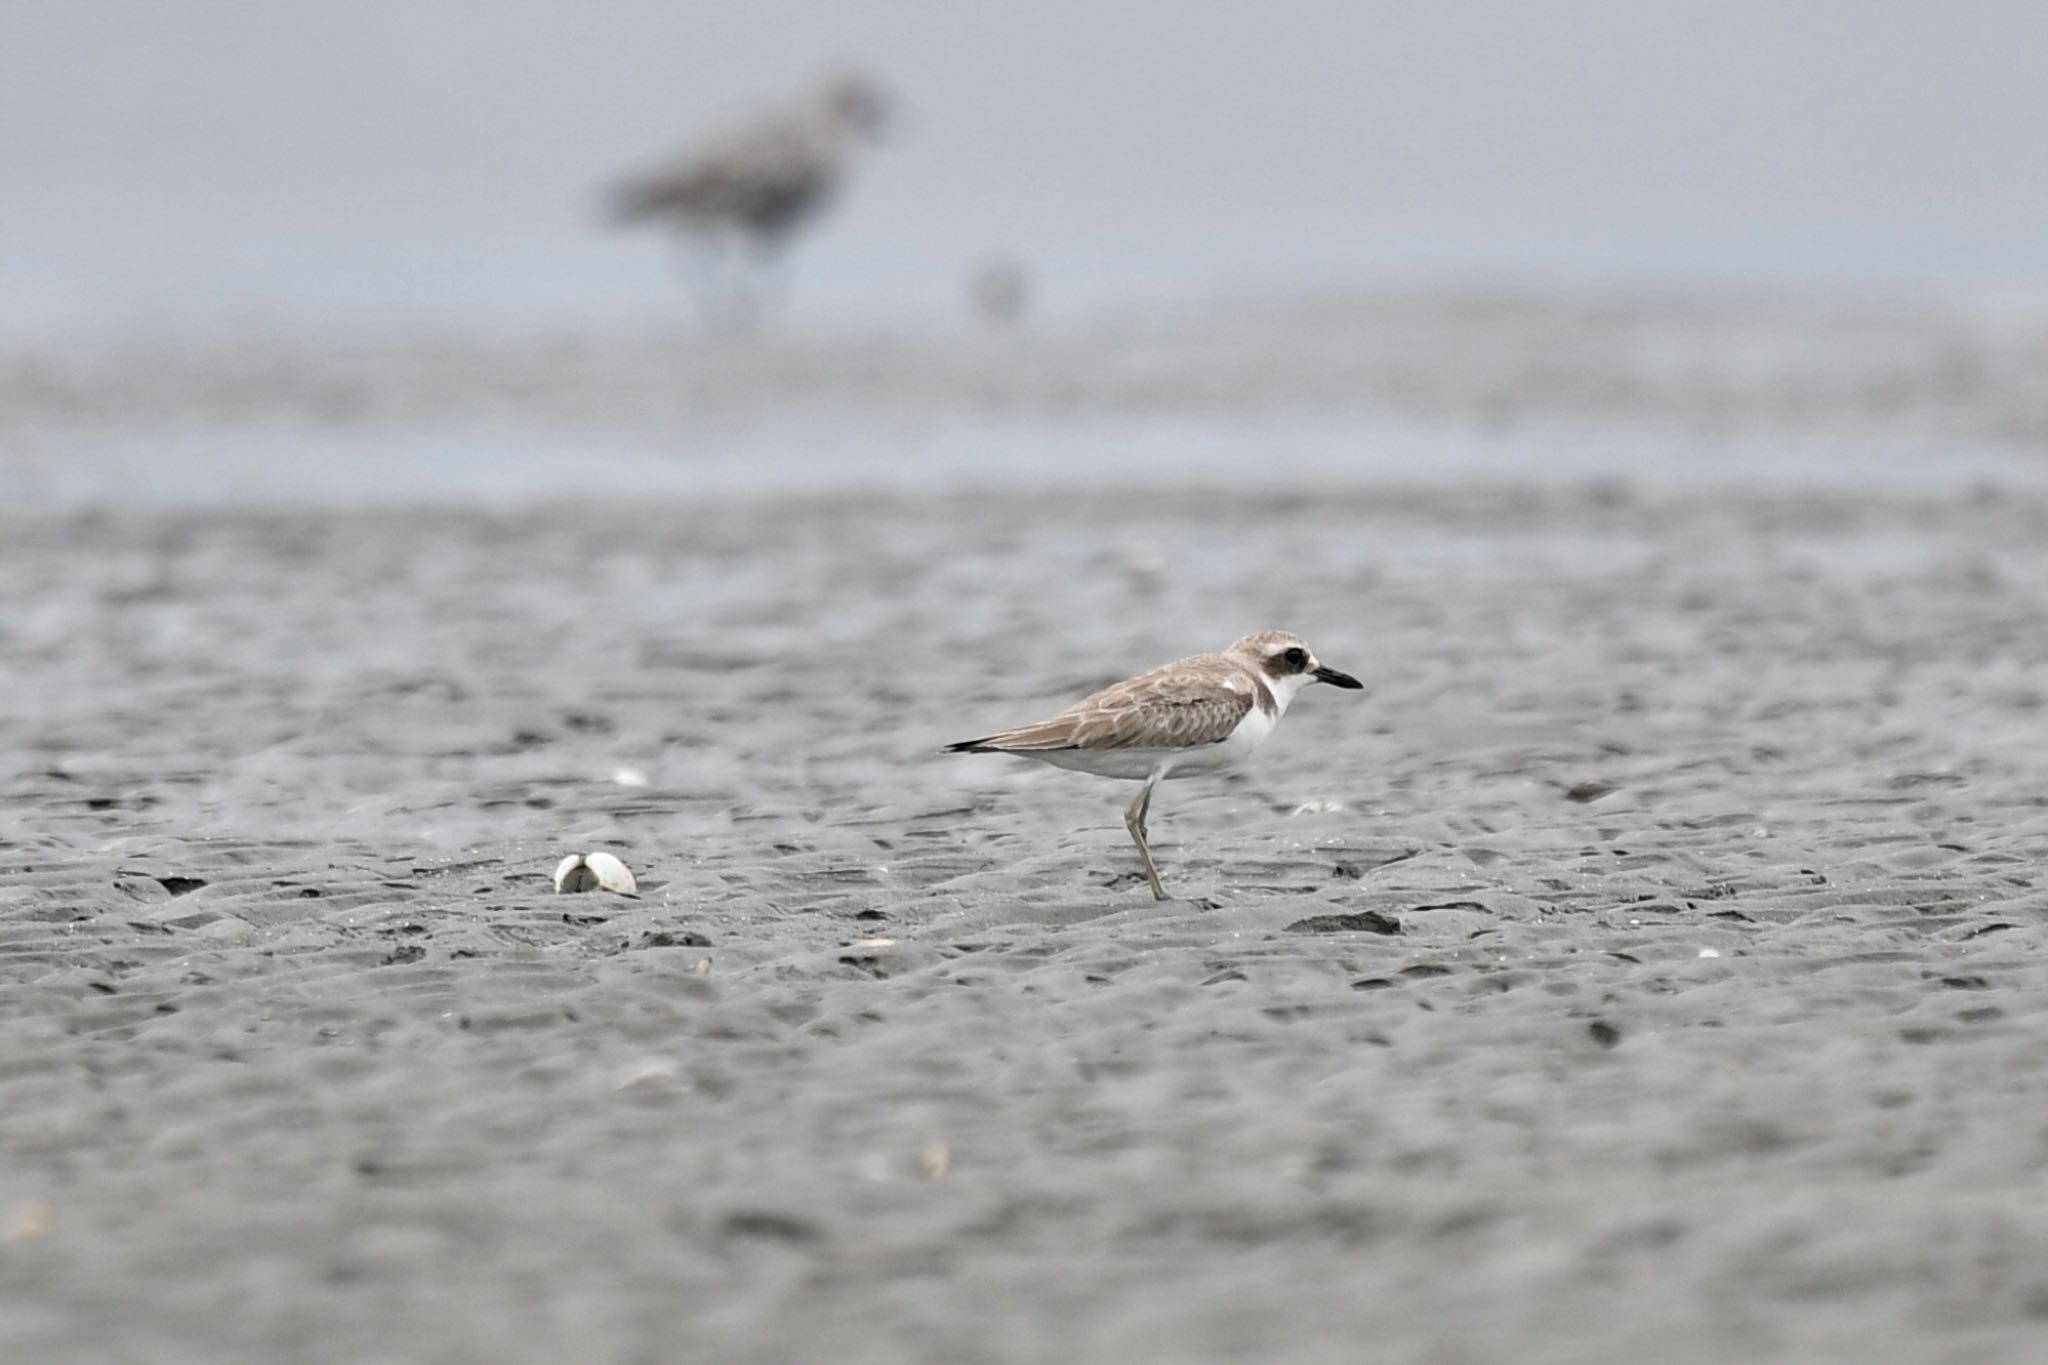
[606,71,892,327]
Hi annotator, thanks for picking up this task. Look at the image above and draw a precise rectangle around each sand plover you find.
[946,631,1363,900]
[607,72,891,320]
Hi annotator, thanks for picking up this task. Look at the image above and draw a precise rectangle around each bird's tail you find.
[604,178,671,226]
[944,721,1077,753]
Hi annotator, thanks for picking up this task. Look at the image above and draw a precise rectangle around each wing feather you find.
[954,655,1257,753]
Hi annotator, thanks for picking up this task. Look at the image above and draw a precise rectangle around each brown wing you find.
[950,655,1256,753]
[609,117,835,225]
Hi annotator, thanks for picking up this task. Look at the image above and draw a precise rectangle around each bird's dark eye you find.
[1282,647,1308,670]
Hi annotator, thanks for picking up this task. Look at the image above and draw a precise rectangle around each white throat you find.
[1227,653,1317,718]
[1263,667,1317,716]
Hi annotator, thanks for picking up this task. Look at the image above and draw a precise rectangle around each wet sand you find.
[5,298,2048,1363]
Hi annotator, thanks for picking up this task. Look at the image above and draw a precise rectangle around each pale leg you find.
[1122,772,1167,901]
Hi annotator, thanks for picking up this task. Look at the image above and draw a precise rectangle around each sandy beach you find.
[4,295,2048,1363]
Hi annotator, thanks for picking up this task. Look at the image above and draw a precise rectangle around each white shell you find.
[582,851,638,894]
[553,851,638,895]
[553,854,595,892]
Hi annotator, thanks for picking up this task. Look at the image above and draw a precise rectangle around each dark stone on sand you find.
[640,930,712,948]
[1286,911,1403,935]
[721,1210,824,1243]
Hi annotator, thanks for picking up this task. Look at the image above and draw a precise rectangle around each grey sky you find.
[5,1,2046,328]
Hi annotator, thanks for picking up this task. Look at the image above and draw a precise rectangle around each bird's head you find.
[1227,630,1363,710]
[816,71,893,143]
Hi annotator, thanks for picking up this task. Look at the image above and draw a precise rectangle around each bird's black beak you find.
[1313,665,1364,690]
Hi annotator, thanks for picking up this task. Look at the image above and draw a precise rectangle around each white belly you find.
[1027,705,1277,781]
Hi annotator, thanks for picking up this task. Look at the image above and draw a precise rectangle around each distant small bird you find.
[607,72,891,321]
[967,256,1031,328]
[946,631,1364,900]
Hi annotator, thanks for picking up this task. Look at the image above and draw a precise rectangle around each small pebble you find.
[1123,543,1167,578]
[613,1060,681,1092]
[1290,799,1346,817]
[4,1201,53,1242]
